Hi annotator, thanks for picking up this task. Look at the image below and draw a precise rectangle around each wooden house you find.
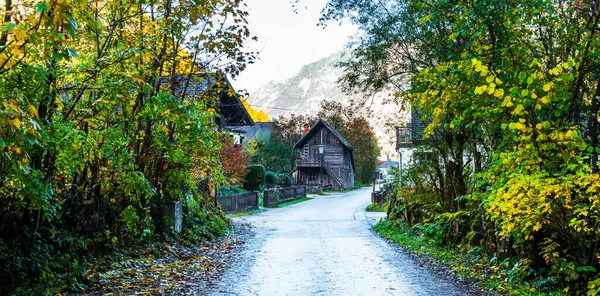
[292,119,354,190]
[160,73,254,130]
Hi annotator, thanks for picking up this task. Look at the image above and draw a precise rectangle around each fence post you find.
[264,190,270,208]
[233,194,238,213]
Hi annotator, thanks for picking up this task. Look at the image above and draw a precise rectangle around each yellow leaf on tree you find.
[28,105,39,119]
[541,96,550,104]
[13,28,27,41]
[543,82,552,92]
[512,104,525,115]
[11,118,21,128]
[493,89,504,98]
[9,46,23,57]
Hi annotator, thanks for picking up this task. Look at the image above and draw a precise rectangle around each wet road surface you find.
[209,187,469,295]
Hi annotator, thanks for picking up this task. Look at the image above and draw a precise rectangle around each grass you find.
[275,197,312,208]
[374,220,561,295]
[226,208,265,218]
[365,203,387,212]
[325,188,353,194]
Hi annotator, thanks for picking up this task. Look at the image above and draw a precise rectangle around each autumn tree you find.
[243,114,311,172]
[317,0,600,292]
[220,136,250,186]
[0,0,255,292]
[242,97,269,122]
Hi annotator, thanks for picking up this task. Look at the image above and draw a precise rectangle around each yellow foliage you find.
[241,98,269,122]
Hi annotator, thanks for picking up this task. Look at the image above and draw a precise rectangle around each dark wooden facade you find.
[162,73,254,129]
[292,119,355,190]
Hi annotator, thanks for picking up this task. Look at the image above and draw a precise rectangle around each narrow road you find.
[209,187,469,295]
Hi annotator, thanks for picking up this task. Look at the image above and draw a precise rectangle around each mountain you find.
[248,51,410,159]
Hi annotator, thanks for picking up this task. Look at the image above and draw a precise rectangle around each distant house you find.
[377,155,399,181]
[291,119,354,190]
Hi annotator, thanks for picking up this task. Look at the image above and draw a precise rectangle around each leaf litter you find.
[82,227,248,295]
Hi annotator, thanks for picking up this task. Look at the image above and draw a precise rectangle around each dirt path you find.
[208,187,471,296]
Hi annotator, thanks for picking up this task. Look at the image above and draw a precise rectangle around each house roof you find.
[378,160,399,169]
[293,119,353,150]
[161,73,254,127]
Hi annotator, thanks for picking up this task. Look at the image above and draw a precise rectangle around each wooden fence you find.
[217,192,259,214]
[264,186,307,208]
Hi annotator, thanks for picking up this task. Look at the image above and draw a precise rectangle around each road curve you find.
[208,187,469,296]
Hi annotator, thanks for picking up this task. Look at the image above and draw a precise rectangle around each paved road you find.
[209,187,468,296]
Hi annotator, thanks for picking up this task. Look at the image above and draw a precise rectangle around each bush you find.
[265,171,278,185]
[366,203,387,212]
[243,165,265,191]
[218,186,246,196]
[279,174,292,185]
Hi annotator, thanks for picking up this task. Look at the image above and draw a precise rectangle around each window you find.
[308,172,317,182]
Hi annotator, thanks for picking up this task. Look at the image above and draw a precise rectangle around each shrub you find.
[265,171,278,185]
[218,186,246,196]
[279,174,292,185]
[243,165,265,191]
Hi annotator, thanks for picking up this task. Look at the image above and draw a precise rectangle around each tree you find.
[220,136,250,186]
[316,0,600,292]
[244,115,309,173]
[0,0,256,292]
[242,98,270,122]
[245,133,297,172]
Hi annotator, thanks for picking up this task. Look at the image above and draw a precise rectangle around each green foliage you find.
[264,171,292,186]
[245,132,297,172]
[265,171,278,185]
[365,203,387,212]
[319,0,600,293]
[0,0,255,292]
[181,195,228,243]
[218,186,247,197]
[375,220,561,295]
[243,165,266,191]
[280,174,292,186]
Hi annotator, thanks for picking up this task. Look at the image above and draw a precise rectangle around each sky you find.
[232,0,357,94]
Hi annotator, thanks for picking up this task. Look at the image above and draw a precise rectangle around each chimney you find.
[303,123,310,134]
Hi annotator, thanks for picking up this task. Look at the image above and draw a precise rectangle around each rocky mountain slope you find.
[248,52,409,158]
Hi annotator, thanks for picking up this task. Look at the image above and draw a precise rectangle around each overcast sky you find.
[232,0,357,94]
